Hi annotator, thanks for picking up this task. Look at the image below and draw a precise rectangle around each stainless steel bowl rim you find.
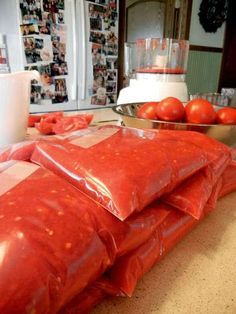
[112,103,236,127]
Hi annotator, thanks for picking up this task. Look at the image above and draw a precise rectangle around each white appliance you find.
[118,38,189,105]
[0,0,119,113]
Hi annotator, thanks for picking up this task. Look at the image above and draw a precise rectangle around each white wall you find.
[189,0,225,48]
[0,0,24,71]
[127,1,165,42]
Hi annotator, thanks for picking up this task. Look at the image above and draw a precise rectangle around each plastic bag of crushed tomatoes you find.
[31,125,215,220]
[108,169,236,297]
[219,160,236,198]
[163,151,231,219]
[0,140,35,163]
[204,178,223,215]
[109,206,197,297]
[231,148,236,160]
[0,161,111,314]
[59,277,122,314]
[158,129,231,165]
[203,161,236,215]
[87,200,171,261]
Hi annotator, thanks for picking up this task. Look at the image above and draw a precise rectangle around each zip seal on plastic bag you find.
[70,127,119,148]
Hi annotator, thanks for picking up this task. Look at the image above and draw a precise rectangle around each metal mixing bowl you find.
[112,103,236,147]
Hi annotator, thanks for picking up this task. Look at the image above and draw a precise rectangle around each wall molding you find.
[190,45,223,53]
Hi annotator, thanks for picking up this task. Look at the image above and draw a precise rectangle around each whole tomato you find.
[216,107,236,125]
[137,102,158,120]
[185,99,216,124]
[155,97,185,122]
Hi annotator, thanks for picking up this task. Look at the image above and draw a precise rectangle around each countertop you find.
[93,192,236,314]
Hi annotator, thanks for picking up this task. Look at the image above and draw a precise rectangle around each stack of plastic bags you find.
[0,125,236,313]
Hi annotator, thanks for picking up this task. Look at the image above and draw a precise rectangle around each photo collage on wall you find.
[87,0,118,106]
[19,0,68,105]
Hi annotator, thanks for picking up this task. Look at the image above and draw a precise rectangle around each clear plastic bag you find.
[109,205,197,296]
[163,152,231,219]
[219,160,236,198]
[0,161,111,313]
[0,141,35,163]
[59,277,122,314]
[31,126,211,220]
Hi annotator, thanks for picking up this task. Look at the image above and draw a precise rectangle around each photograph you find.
[53,78,68,103]
[104,43,118,56]
[97,86,107,105]
[20,24,39,36]
[93,66,107,94]
[91,89,107,106]
[106,57,117,70]
[43,0,65,12]
[107,93,117,104]
[39,63,55,101]
[42,11,56,24]
[57,0,65,10]
[38,64,52,85]
[41,84,55,101]
[108,0,117,10]
[23,37,35,50]
[52,42,66,62]
[40,47,53,61]
[92,43,102,55]
[20,0,42,24]
[51,24,67,43]
[39,22,51,35]
[93,74,105,94]
[103,12,111,31]
[25,49,42,63]
[106,70,116,81]
[92,44,106,66]
[43,0,58,13]
[106,31,118,44]
[35,38,44,49]
[89,31,106,45]
[88,4,105,18]
[30,85,41,104]
[56,11,65,24]
[106,81,116,93]
[110,10,118,26]
[50,61,68,76]
[90,17,102,31]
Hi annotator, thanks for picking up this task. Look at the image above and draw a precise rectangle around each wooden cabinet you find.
[218,0,236,90]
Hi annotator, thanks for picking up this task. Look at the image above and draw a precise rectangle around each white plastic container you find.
[0,70,40,147]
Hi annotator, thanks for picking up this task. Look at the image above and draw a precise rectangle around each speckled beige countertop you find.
[92,192,236,314]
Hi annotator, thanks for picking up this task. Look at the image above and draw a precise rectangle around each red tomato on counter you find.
[52,116,88,134]
[28,115,42,127]
[156,97,185,122]
[41,111,64,123]
[137,102,158,120]
[35,120,54,135]
[185,99,216,124]
[216,107,236,125]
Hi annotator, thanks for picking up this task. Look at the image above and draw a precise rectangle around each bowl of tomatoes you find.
[112,97,236,147]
